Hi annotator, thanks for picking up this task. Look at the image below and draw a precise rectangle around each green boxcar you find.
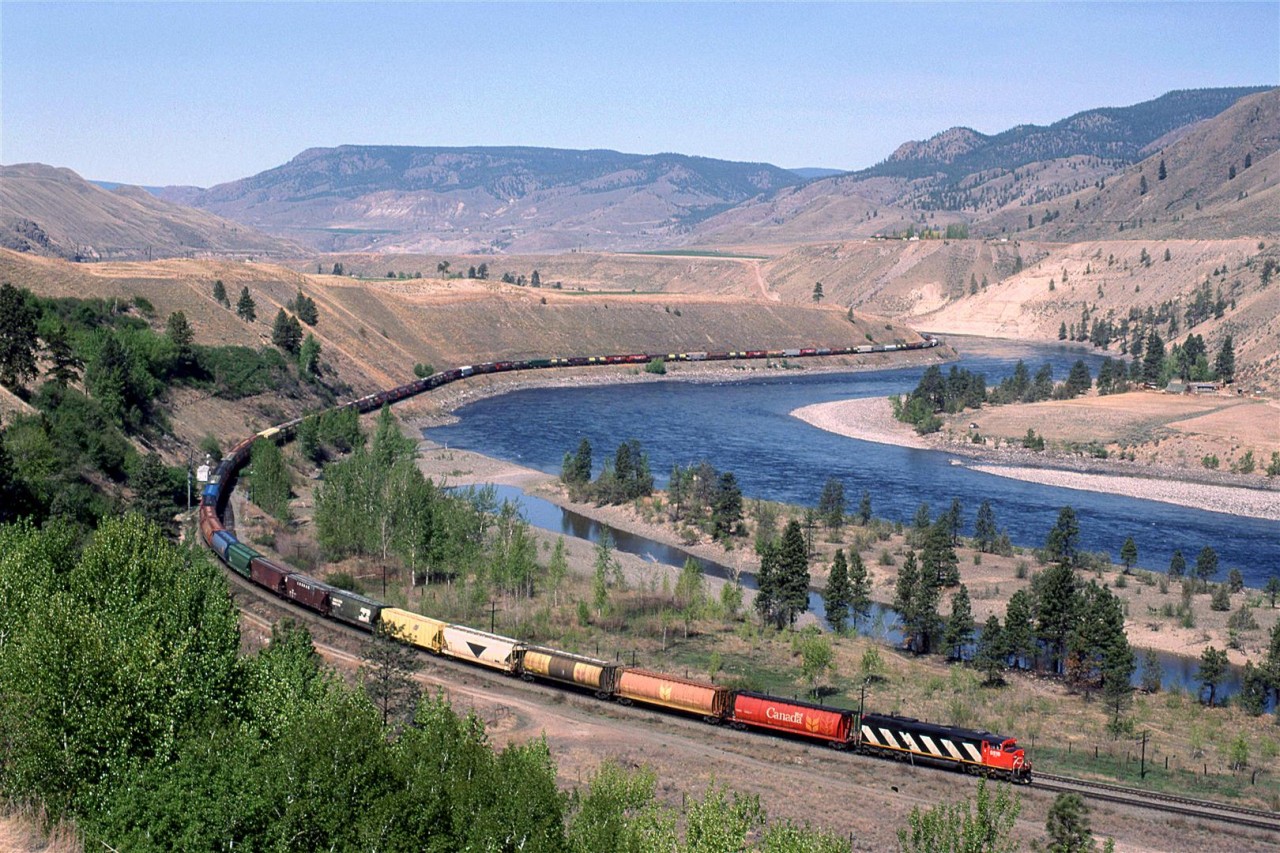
[528,358,552,368]
[225,542,258,578]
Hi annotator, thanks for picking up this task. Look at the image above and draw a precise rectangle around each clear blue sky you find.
[3,2,1276,187]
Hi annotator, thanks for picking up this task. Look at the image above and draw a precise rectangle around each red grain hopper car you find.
[729,692,855,747]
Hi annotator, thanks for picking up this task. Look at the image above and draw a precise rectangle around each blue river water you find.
[427,336,1280,582]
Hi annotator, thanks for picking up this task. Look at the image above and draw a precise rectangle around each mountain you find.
[170,146,803,253]
[788,167,847,180]
[0,164,303,261]
[684,87,1276,246]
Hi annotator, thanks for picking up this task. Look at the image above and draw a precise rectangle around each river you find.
[426,337,1280,583]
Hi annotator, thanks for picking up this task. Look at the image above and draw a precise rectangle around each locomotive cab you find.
[981,737,1032,782]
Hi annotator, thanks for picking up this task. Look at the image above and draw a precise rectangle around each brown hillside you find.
[1006,89,1280,241]
[0,164,303,261]
[0,249,935,423]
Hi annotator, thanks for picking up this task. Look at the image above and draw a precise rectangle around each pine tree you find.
[824,549,852,633]
[817,477,845,530]
[1004,589,1036,669]
[847,549,872,630]
[272,309,303,354]
[1168,549,1186,579]
[974,500,998,553]
[857,490,872,525]
[43,322,83,388]
[1045,793,1095,853]
[1194,545,1219,588]
[236,286,256,322]
[943,585,974,661]
[1214,335,1235,383]
[1119,537,1138,573]
[1197,645,1227,706]
[1157,158,1167,181]
[1045,506,1080,567]
[0,283,39,391]
[974,614,1005,684]
[1142,329,1165,386]
[212,278,229,306]
[165,311,195,368]
[131,452,176,536]
[922,519,959,586]
[293,291,319,326]
[1034,560,1079,674]
[755,541,781,626]
[360,621,422,728]
[776,520,810,628]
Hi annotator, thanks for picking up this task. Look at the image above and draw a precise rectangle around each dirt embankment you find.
[793,395,1280,522]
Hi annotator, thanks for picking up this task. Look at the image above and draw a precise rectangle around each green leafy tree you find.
[897,779,1021,853]
[1045,792,1096,852]
[796,628,833,698]
[249,436,291,521]
[236,286,256,322]
[674,557,706,638]
[298,333,322,379]
[0,282,39,391]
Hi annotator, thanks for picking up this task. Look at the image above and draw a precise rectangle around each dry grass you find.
[0,804,81,853]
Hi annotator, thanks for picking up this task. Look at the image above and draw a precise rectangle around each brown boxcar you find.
[198,507,219,546]
[249,556,290,595]
[730,692,855,746]
[283,574,330,615]
[616,668,730,719]
[441,625,521,673]
[521,647,619,696]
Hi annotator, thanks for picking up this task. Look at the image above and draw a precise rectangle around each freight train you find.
[197,335,1030,783]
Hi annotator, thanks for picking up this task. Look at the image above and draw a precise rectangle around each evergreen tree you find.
[1265,575,1280,608]
[922,518,959,586]
[1064,360,1092,397]
[212,278,229,306]
[1214,335,1235,383]
[847,549,872,630]
[1142,329,1165,386]
[1168,549,1186,579]
[811,281,824,302]
[1157,158,1167,181]
[974,615,1005,684]
[236,286,257,322]
[711,471,743,539]
[824,549,852,633]
[1045,506,1080,567]
[1197,645,1228,706]
[775,520,810,628]
[165,310,195,369]
[292,290,319,325]
[1119,537,1138,573]
[943,585,974,661]
[1045,793,1096,853]
[817,476,845,530]
[974,500,998,553]
[895,550,942,654]
[1194,545,1219,588]
[360,621,422,728]
[1004,589,1037,669]
[42,322,83,388]
[1140,648,1162,693]
[131,452,177,536]
[0,283,39,391]
[857,489,872,525]
[1034,560,1079,674]
[271,309,303,354]
[1239,662,1268,716]
[754,541,781,627]
[562,438,592,488]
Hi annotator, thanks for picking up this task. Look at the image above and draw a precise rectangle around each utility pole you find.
[1138,730,1149,779]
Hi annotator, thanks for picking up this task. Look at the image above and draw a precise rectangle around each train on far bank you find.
[196,334,1032,784]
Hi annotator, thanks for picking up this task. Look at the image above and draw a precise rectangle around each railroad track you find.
[1034,772,1280,832]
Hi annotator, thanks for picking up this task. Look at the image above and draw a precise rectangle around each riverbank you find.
[793,397,1280,522]
[411,426,1278,670]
